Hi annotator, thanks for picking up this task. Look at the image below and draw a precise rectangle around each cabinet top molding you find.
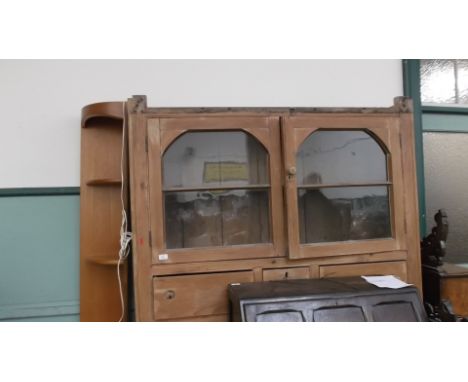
[126,95,413,115]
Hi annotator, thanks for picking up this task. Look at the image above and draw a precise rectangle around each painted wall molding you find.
[422,113,468,133]
[0,300,79,321]
[422,105,468,115]
[0,187,80,197]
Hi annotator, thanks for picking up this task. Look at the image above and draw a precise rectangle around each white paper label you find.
[361,275,413,289]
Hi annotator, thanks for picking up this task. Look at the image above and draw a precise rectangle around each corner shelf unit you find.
[80,101,129,322]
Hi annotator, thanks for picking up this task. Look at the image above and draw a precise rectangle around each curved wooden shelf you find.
[81,101,124,128]
[86,178,122,186]
[86,255,126,266]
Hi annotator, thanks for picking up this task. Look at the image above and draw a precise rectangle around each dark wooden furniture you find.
[80,101,129,321]
[423,263,468,317]
[421,209,468,320]
[229,276,427,322]
[127,95,422,322]
[421,209,449,267]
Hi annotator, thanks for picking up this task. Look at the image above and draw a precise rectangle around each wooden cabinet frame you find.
[127,96,421,321]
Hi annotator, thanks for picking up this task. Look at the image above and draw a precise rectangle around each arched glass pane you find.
[162,131,271,249]
[297,130,391,244]
[296,130,387,185]
[163,131,269,189]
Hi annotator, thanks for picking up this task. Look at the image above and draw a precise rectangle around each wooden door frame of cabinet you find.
[146,115,286,265]
[127,96,154,321]
[400,111,422,288]
[282,114,407,260]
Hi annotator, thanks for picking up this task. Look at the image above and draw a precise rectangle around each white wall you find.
[0,60,403,188]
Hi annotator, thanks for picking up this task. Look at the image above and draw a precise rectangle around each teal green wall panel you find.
[0,194,80,321]
[0,300,79,321]
[5,314,80,322]
[422,113,468,133]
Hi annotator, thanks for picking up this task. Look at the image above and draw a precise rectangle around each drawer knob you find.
[165,290,176,300]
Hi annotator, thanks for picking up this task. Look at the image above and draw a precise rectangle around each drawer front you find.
[319,261,407,281]
[153,271,254,320]
[263,267,310,281]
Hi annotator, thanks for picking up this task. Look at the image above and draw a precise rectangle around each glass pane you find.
[164,189,270,249]
[298,186,391,244]
[456,60,468,104]
[163,131,269,189]
[296,130,387,185]
[423,132,468,262]
[420,59,456,104]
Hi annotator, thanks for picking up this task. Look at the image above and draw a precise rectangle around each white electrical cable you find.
[117,101,132,322]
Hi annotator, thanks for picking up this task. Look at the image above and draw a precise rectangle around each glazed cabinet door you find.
[147,116,285,264]
[282,114,407,260]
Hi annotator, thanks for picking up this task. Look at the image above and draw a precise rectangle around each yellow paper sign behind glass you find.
[203,162,248,183]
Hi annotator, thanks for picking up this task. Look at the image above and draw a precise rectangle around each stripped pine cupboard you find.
[126,95,421,322]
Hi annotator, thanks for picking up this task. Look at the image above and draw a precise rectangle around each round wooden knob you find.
[288,167,297,176]
[165,290,176,300]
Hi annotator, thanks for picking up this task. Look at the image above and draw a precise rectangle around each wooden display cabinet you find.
[127,95,421,322]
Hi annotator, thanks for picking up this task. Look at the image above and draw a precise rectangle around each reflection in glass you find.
[296,130,387,185]
[164,189,270,249]
[298,186,391,243]
[163,131,269,189]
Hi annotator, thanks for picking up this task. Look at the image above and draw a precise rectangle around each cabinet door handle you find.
[287,166,297,176]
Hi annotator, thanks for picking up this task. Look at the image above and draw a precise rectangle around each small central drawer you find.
[153,271,254,320]
[263,267,310,281]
